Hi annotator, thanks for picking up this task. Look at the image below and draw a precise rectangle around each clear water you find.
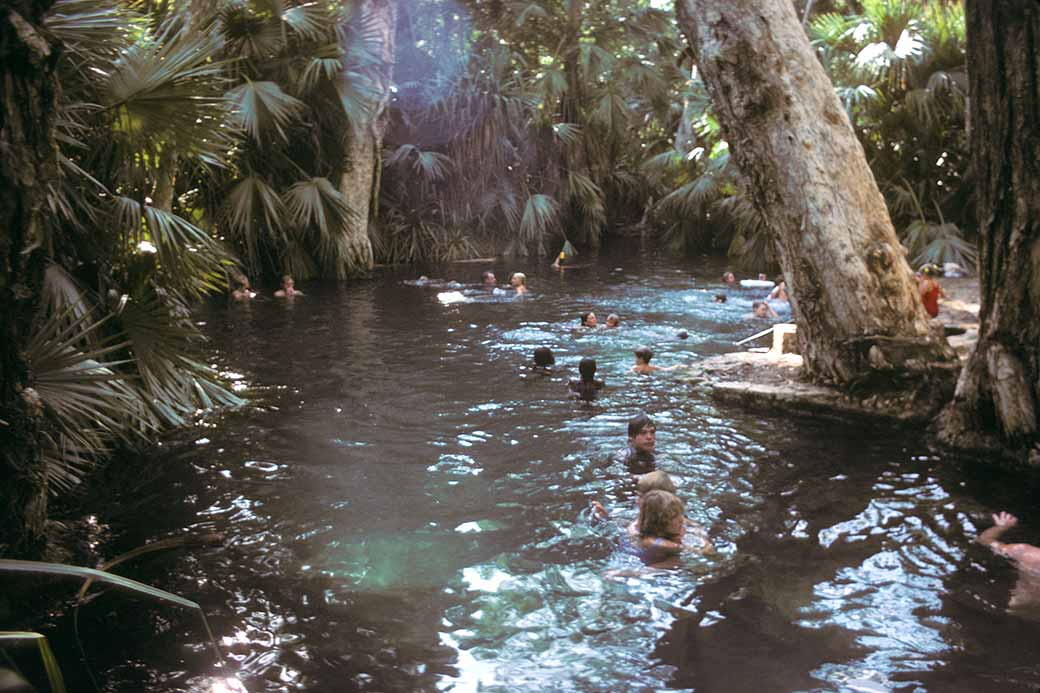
[49,251,1040,691]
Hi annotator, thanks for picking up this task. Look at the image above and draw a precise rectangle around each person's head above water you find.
[638,490,685,539]
[722,271,736,284]
[282,275,294,289]
[482,270,496,285]
[605,313,620,328]
[634,345,654,364]
[510,272,526,286]
[757,273,768,281]
[752,301,770,318]
[580,312,598,327]
[533,347,555,368]
[628,413,656,455]
[578,356,597,382]
[636,470,676,496]
[714,293,727,303]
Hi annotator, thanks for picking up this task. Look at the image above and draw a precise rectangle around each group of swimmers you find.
[231,274,303,300]
[593,414,715,570]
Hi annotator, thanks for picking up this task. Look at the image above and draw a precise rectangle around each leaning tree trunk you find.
[674,0,957,388]
[0,1,60,558]
[936,2,1040,464]
[338,0,397,274]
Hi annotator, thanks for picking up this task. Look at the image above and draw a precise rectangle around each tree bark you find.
[674,0,957,388]
[338,0,397,275]
[936,2,1040,464]
[0,1,60,558]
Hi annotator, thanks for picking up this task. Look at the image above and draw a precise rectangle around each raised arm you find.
[978,511,1018,548]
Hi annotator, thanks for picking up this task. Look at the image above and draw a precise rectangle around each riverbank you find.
[683,277,980,424]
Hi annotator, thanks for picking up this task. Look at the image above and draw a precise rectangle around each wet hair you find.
[722,271,735,282]
[677,330,689,340]
[752,301,766,310]
[578,356,597,381]
[606,313,620,326]
[482,270,495,282]
[634,345,654,363]
[533,347,555,367]
[775,276,785,285]
[638,490,684,539]
[627,413,655,439]
[714,293,727,303]
[636,470,676,495]
[511,272,526,285]
[580,312,595,326]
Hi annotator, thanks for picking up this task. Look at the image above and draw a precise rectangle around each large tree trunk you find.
[936,2,1040,464]
[338,0,397,275]
[674,0,957,388]
[0,1,60,558]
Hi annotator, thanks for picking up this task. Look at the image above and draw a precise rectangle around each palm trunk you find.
[338,0,397,274]
[936,2,1040,463]
[0,1,60,558]
[674,0,957,389]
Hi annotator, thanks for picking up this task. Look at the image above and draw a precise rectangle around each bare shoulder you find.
[995,541,1040,567]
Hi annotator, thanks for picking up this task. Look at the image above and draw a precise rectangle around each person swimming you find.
[510,272,528,295]
[611,413,656,474]
[533,346,555,371]
[580,312,598,328]
[568,356,604,401]
[632,490,687,568]
[746,300,777,319]
[231,274,255,301]
[482,270,497,287]
[714,293,727,303]
[605,313,620,328]
[722,272,736,284]
[631,345,677,374]
[274,275,304,298]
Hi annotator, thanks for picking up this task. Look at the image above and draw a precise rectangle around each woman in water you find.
[633,490,687,568]
[568,357,604,401]
[510,272,528,295]
[580,312,598,328]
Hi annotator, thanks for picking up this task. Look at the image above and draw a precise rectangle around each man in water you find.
[978,511,1040,618]
[482,270,496,287]
[747,301,777,319]
[612,413,657,474]
[274,274,304,298]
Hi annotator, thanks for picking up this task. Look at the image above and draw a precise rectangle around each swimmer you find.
[274,275,304,298]
[580,312,598,328]
[568,356,604,401]
[231,274,255,301]
[978,511,1040,618]
[746,301,777,319]
[714,293,727,303]
[510,272,528,295]
[533,346,555,371]
[757,272,768,281]
[631,345,677,374]
[677,330,689,340]
[633,490,688,568]
[605,313,620,328]
[482,270,496,287]
[611,413,656,474]
[722,271,736,284]
[768,278,789,302]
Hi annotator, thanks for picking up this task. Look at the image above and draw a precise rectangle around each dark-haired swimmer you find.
[482,270,496,287]
[746,301,777,319]
[568,357,604,401]
[714,293,727,303]
[580,312,598,328]
[533,347,555,371]
[631,345,677,374]
[611,413,656,474]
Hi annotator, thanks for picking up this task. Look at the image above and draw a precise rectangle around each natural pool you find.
[55,250,1040,691]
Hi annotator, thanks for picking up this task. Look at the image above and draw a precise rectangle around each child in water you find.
[274,275,304,298]
[532,347,555,372]
[569,357,604,400]
[605,314,620,328]
[592,471,714,556]
[631,346,676,374]
[510,272,528,295]
[633,490,688,568]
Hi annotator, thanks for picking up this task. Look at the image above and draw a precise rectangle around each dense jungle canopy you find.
[3,0,1037,559]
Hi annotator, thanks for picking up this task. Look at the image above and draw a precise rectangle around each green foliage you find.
[0,632,67,693]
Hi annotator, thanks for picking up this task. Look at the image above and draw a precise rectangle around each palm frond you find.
[519,193,559,244]
[226,80,306,141]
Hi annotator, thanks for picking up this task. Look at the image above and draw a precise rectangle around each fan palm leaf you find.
[227,80,306,141]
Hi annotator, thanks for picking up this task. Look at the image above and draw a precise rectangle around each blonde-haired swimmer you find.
[510,272,528,295]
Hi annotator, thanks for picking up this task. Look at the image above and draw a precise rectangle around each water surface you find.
[57,251,1040,691]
